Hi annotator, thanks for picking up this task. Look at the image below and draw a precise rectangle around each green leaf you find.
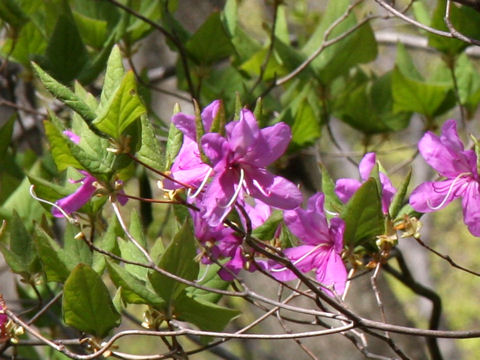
[334,72,411,134]
[302,0,377,84]
[428,1,480,55]
[186,264,230,304]
[1,22,46,66]
[92,217,121,274]
[42,10,88,84]
[73,11,108,49]
[93,71,146,138]
[44,119,84,172]
[278,83,322,149]
[118,210,149,281]
[99,45,124,110]
[221,0,237,37]
[63,263,120,337]
[107,260,165,308]
[186,12,234,64]
[341,179,384,247]
[34,226,70,283]
[148,220,198,307]
[321,165,344,214]
[392,66,451,117]
[455,53,480,115]
[390,169,411,220]
[31,62,96,122]
[164,118,183,171]
[63,223,92,269]
[252,210,283,240]
[175,293,239,333]
[136,116,164,170]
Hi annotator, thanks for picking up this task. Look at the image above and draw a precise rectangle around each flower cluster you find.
[166,101,358,295]
[410,119,480,236]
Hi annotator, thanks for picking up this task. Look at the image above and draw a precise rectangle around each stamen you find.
[325,209,339,216]
[221,168,245,209]
[187,167,213,199]
[426,172,471,210]
[29,185,78,224]
[252,178,270,197]
[270,243,328,273]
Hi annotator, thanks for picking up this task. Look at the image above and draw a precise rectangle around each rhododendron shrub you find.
[3,1,480,359]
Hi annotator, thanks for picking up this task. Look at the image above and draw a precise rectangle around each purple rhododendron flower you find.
[191,207,267,281]
[409,119,480,236]
[269,193,347,296]
[163,101,220,190]
[335,152,396,214]
[200,108,302,226]
[52,171,98,218]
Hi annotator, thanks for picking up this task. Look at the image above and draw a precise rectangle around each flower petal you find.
[269,245,318,281]
[52,175,96,217]
[409,178,468,213]
[284,193,330,245]
[249,122,291,167]
[226,109,259,157]
[244,167,302,210]
[201,133,230,169]
[462,182,480,236]
[359,153,376,181]
[334,178,362,204]
[201,170,239,226]
[418,121,477,178]
[315,249,347,296]
[163,138,212,189]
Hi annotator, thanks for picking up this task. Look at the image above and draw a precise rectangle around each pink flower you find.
[200,108,302,226]
[409,120,480,236]
[335,153,396,214]
[163,101,220,190]
[269,193,347,296]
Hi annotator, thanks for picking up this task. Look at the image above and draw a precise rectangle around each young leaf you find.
[106,260,165,308]
[63,263,120,337]
[175,292,239,333]
[390,168,412,220]
[321,165,344,214]
[118,210,149,281]
[42,11,88,83]
[136,115,164,170]
[164,117,183,171]
[99,45,124,109]
[44,119,84,172]
[31,62,96,122]
[185,12,234,64]
[186,263,230,304]
[341,179,384,247]
[34,226,70,283]
[63,224,92,270]
[93,71,146,139]
[252,210,283,240]
[148,219,199,306]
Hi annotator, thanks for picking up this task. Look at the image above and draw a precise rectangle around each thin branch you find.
[375,0,480,46]
[276,0,371,86]
[413,236,480,277]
